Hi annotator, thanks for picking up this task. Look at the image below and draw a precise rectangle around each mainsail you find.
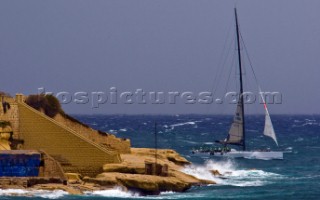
[226,100,244,145]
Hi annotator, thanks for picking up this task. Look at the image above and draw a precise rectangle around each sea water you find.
[1,115,319,199]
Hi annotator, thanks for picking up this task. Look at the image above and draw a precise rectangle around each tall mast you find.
[154,122,158,168]
[234,8,246,151]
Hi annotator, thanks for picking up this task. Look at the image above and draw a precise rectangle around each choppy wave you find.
[109,129,118,134]
[169,121,202,130]
[85,187,140,198]
[0,189,68,199]
[294,137,304,142]
[86,187,205,199]
[292,118,319,127]
[181,160,283,187]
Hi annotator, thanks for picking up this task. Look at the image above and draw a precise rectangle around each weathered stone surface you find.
[32,183,83,195]
[65,173,83,184]
[130,148,190,165]
[83,176,118,187]
[94,172,191,195]
[99,148,215,194]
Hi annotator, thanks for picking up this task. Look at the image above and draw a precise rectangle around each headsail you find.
[260,92,278,146]
[263,103,278,146]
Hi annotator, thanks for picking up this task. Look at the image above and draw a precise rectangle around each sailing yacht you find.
[192,8,283,160]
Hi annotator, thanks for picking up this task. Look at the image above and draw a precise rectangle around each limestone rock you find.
[94,172,191,195]
[65,173,82,184]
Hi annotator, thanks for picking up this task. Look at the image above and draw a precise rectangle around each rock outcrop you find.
[81,148,215,195]
[0,93,216,195]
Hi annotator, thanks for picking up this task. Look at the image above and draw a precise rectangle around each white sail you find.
[263,104,278,146]
[259,90,278,146]
[227,101,243,144]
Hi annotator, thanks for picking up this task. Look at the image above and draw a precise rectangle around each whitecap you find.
[181,140,199,145]
[284,147,293,153]
[227,180,265,187]
[181,160,283,187]
[170,121,201,130]
[204,142,214,145]
[305,119,316,122]
[302,122,318,126]
[109,129,118,134]
[119,128,127,132]
[294,137,304,142]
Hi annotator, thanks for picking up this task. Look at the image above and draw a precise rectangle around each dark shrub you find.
[44,95,62,117]
[25,94,62,118]
[0,121,11,128]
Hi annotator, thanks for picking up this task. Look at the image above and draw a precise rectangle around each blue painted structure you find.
[0,150,40,177]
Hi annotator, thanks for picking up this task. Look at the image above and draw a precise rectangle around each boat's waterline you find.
[192,149,283,160]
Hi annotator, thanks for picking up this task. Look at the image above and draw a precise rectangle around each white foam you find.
[160,191,176,195]
[0,189,68,199]
[85,187,140,198]
[0,189,27,195]
[32,190,68,199]
[181,160,283,187]
[181,160,236,184]
[119,128,127,132]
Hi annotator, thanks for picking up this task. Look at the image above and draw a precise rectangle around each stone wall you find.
[39,151,66,181]
[54,114,131,154]
[0,95,20,139]
[17,100,121,177]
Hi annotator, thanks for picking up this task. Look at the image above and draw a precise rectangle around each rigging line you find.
[217,41,237,116]
[239,31,260,88]
[211,29,235,97]
[205,17,235,114]
[223,47,236,97]
[206,36,235,116]
[212,33,235,99]
[240,31,270,111]
[213,16,235,85]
